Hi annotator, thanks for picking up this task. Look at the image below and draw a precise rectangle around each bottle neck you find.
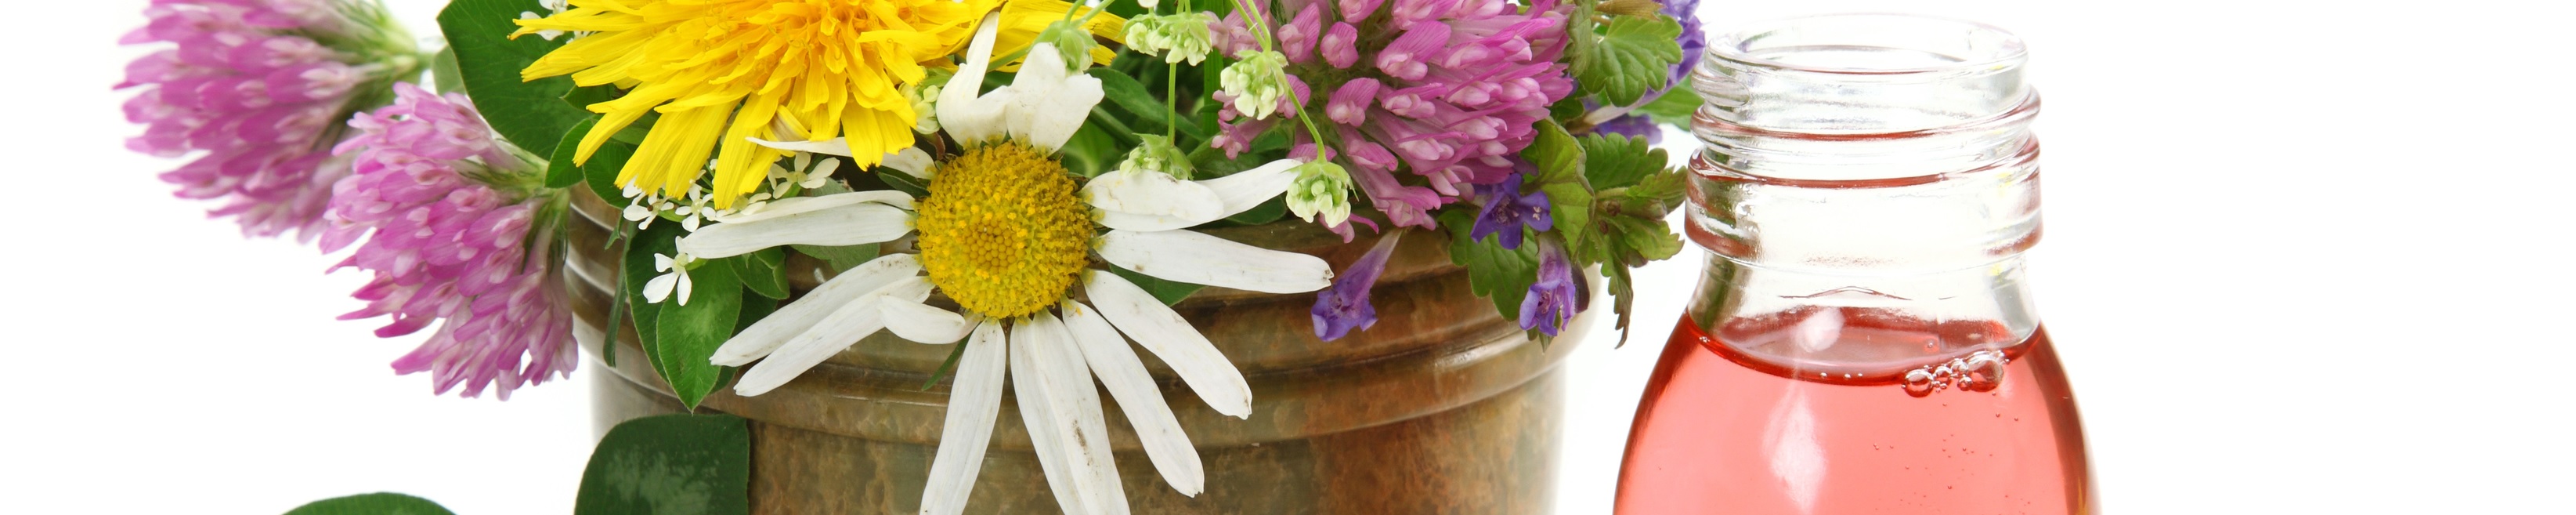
[1679,14,2043,364]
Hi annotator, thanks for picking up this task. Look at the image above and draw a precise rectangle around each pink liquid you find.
[1614,310,2094,514]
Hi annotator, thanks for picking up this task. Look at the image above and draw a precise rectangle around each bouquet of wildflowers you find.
[121,0,1704,512]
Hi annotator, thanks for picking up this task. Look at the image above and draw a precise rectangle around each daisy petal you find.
[1024,313,1131,515]
[734,277,934,396]
[883,147,934,180]
[1082,270,1253,418]
[1092,159,1302,232]
[712,255,919,366]
[748,136,855,157]
[1095,230,1335,293]
[1010,321,1095,515]
[940,13,1010,145]
[919,320,1009,515]
[881,296,975,343]
[1082,170,1224,223]
[710,191,913,225]
[1061,299,1206,495]
[678,202,912,259]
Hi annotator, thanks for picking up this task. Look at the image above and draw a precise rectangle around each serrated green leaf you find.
[429,47,464,96]
[726,248,791,300]
[284,493,455,515]
[576,414,751,515]
[545,117,595,189]
[1635,88,1703,126]
[655,261,742,410]
[1580,133,1666,190]
[1523,121,1595,256]
[1574,16,1686,107]
[1107,267,1204,306]
[1440,210,1540,321]
[439,0,590,154]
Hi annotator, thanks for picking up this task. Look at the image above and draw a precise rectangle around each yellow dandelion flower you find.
[512,0,1122,209]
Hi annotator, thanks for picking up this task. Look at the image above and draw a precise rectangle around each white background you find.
[5,1,2572,513]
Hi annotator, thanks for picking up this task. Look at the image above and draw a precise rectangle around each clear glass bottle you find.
[1613,14,2094,514]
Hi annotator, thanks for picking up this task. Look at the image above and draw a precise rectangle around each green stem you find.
[1225,0,1335,154]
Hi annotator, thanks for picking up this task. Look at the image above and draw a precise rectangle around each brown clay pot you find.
[561,187,1585,514]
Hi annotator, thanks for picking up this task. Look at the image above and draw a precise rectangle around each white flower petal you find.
[880,296,974,343]
[1003,45,1104,151]
[711,255,920,365]
[674,271,694,306]
[1009,321,1095,515]
[1018,314,1131,515]
[1082,270,1252,418]
[1060,299,1205,495]
[1091,160,1302,232]
[732,277,934,396]
[678,202,913,259]
[941,13,1010,145]
[708,190,913,224]
[919,320,1009,515]
[1095,230,1334,294]
[748,136,856,157]
[642,273,677,303]
[881,147,931,180]
[1082,170,1223,223]
[733,296,881,396]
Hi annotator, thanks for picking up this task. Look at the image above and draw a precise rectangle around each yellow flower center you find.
[913,143,1093,318]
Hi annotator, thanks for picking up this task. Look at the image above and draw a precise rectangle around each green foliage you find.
[1108,267,1204,306]
[1441,210,1543,321]
[621,223,680,363]
[655,258,743,411]
[1089,68,1187,136]
[563,115,642,208]
[1523,121,1594,248]
[576,414,752,515]
[1578,133,1663,190]
[727,248,791,300]
[439,0,591,154]
[1572,16,1687,107]
[544,117,593,190]
[1635,88,1703,126]
[429,47,464,96]
[284,493,454,515]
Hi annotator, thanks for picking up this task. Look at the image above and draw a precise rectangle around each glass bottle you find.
[1613,14,2094,514]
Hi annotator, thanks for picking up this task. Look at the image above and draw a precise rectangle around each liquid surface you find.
[1613,314,2093,514]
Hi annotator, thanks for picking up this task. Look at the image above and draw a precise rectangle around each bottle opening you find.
[1695,13,2031,135]
[1711,13,2026,75]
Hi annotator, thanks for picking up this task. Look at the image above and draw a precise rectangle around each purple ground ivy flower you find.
[1212,0,1576,230]
[328,83,574,400]
[117,0,418,241]
[1469,165,1552,250]
[1519,238,1588,336]
[1312,230,1407,341]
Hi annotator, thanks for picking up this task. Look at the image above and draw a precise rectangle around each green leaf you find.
[1059,124,1124,177]
[439,0,591,154]
[1221,196,1288,226]
[1573,16,1686,107]
[793,243,881,274]
[576,414,752,515]
[429,47,464,96]
[920,336,973,390]
[564,84,618,111]
[1579,132,1667,190]
[1440,210,1540,321]
[1107,267,1204,306]
[726,248,790,300]
[545,117,595,189]
[622,223,685,377]
[284,493,455,515]
[1089,68,1176,130]
[579,117,642,208]
[1635,88,1703,126]
[1523,121,1594,254]
[655,261,743,411]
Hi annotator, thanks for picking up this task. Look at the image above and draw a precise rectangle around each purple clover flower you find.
[1469,166,1552,250]
[1212,0,1577,230]
[1519,238,1588,336]
[117,0,414,241]
[328,83,574,400]
[1311,230,1407,341]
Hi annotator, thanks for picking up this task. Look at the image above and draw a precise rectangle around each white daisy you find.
[677,14,1328,515]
